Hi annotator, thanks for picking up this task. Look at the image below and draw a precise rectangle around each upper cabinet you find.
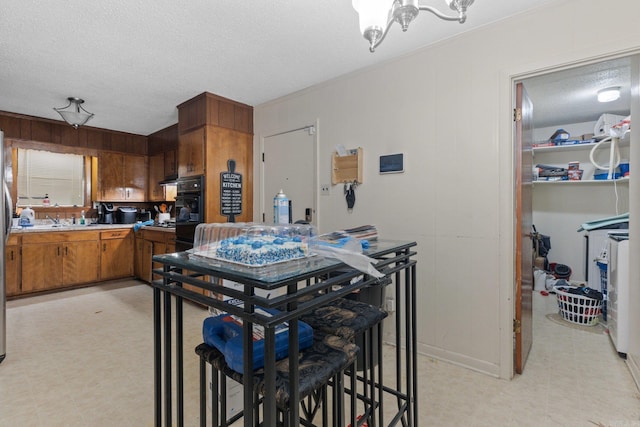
[176,92,254,222]
[164,149,177,179]
[147,124,179,201]
[177,92,253,179]
[178,127,205,177]
[96,152,148,202]
[177,92,253,136]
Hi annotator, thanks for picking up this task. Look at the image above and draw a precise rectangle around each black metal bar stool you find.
[196,332,359,427]
[299,290,389,427]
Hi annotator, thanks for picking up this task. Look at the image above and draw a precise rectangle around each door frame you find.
[258,120,319,225]
[499,49,640,379]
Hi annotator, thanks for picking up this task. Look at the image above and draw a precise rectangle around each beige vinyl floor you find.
[1,280,639,426]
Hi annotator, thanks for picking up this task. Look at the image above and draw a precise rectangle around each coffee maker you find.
[99,203,115,224]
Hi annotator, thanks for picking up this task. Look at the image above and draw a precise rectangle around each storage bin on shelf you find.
[554,286,602,326]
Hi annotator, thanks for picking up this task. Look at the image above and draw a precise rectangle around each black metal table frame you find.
[151,240,418,427]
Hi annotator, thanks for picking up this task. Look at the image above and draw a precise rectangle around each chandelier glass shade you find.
[352,0,475,52]
[53,97,94,129]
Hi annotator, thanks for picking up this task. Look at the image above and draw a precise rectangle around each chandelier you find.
[352,0,475,52]
[53,97,94,129]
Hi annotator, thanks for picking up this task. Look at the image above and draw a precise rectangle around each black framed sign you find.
[220,159,243,222]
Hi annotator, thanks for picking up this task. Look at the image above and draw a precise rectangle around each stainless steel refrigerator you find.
[0,130,10,364]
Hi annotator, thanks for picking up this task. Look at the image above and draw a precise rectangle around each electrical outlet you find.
[385,297,395,313]
[321,184,330,196]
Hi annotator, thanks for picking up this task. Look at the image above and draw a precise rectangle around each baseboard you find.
[627,353,640,392]
[418,342,502,378]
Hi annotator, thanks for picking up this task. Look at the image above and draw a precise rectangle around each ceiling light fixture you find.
[597,87,621,103]
[352,0,475,52]
[53,97,94,129]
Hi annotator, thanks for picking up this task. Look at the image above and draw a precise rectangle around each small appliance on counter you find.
[99,203,115,224]
[137,210,152,222]
[117,207,137,224]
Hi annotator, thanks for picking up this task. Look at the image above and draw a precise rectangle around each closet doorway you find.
[515,55,634,373]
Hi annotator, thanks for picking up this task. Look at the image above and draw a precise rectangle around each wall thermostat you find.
[379,153,404,174]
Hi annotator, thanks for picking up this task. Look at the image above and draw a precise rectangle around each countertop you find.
[9,223,160,234]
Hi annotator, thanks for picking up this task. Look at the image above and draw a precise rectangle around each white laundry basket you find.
[554,286,602,326]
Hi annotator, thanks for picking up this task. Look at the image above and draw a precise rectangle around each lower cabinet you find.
[22,243,62,292]
[136,230,204,296]
[100,229,134,280]
[21,231,101,293]
[5,235,22,297]
[134,235,153,283]
[134,229,175,283]
[63,240,101,285]
[12,228,133,297]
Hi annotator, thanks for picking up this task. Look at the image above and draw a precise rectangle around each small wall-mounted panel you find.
[332,147,363,184]
[379,153,404,174]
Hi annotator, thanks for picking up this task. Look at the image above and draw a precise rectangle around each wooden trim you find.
[0,111,148,155]
[177,92,253,135]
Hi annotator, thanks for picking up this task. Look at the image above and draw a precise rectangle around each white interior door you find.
[261,126,316,225]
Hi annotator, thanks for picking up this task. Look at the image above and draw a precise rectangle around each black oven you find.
[175,175,204,250]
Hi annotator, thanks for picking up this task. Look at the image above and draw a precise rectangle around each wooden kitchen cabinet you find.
[63,240,100,286]
[134,228,183,285]
[124,154,146,201]
[97,152,147,201]
[100,229,134,280]
[164,149,177,179]
[178,127,205,177]
[22,243,62,292]
[98,152,125,201]
[134,235,153,283]
[21,231,100,293]
[5,235,21,297]
[148,153,178,202]
[149,153,165,201]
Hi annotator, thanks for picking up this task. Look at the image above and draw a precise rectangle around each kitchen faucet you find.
[45,214,60,224]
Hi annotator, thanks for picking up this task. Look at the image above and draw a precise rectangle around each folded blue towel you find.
[134,220,155,232]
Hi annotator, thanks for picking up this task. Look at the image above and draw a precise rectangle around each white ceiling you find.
[522,56,632,129]
[0,0,587,136]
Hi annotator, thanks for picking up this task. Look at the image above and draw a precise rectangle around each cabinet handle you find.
[57,247,61,257]
[65,246,68,256]
[10,250,13,261]
[103,243,106,252]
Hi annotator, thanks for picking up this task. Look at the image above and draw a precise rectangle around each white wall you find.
[253,0,640,379]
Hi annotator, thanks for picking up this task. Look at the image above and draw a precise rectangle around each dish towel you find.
[134,220,155,232]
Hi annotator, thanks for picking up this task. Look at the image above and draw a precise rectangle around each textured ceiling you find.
[522,57,631,129]
[2,0,568,136]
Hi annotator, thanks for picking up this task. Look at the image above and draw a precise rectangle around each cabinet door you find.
[63,241,100,286]
[100,234,134,280]
[134,237,153,283]
[178,128,205,177]
[124,154,147,201]
[164,149,177,178]
[148,154,165,202]
[151,241,167,281]
[22,243,63,292]
[5,245,21,297]
[99,152,125,201]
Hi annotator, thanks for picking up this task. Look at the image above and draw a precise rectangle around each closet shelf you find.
[533,177,629,185]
